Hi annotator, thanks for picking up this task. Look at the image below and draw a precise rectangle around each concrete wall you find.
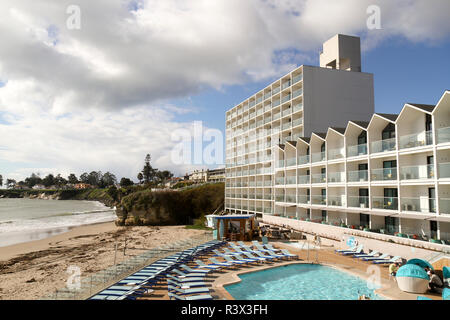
[303,66,374,137]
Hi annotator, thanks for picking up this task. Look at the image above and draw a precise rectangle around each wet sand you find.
[0,222,208,300]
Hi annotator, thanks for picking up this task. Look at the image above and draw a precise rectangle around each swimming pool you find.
[225,264,382,300]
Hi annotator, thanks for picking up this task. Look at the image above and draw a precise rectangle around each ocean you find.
[0,198,117,247]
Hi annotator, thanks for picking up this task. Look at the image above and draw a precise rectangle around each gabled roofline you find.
[345,121,369,135]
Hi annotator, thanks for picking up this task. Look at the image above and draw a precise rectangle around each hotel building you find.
[224,35,450,247]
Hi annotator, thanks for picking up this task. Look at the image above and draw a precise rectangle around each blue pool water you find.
[225,264,382,300]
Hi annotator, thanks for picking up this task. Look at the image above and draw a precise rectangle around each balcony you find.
[264,92,271,101]
[276,160,285,168]
[282,80,291,90]
[328,195,344,207]
[399,131,433,149]
[348,196,370,209]
[297,175,310,184]
[281,94,291,104]
[264,117,271,124]
[293,88,303,99]
[328,172,345,183]
[275,177,285,185]
[328,148,345,161]
[263,207,272,214]
[293,103,303,113]
[273,87,281,95]
[285,195,296,203]
[255,193,263,200]
[311,152,326,163]
[282,122,292,130]
[400,164,434,180]
[371,168,397,181]
[292,118,303,127]
[401,197,436,213]
[372,197,398,211]
[292,74,303,84]
[256,97,263,104]
[286,176,296,185]
[273,99,281,107]
[437,126,450,144]
[275,195,285,202]
[440,198,450,214]
[286,157,296,167]
[347,144,368,157]
[371,138,396,153]
[297,155,309,165]
[273,112,281,121]
[297,195,310,204]
[348,170,369,182]
[311,195,327,205]
[312,173,326,184]
[264,194,272,200]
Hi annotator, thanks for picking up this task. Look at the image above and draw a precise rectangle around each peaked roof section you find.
[330,127,346,135]
[286,141,297,147]
[349,120,370,129]
[374,113,398,122]
[406,103,436,113]
[297,137,311,143]
[312,132,327,140]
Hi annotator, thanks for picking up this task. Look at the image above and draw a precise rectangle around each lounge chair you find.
[362,253,389,261]
[280,249,298,260]
[229,243,254,253]
[253,244,273,253]
[341,245,364,256]
[335,244,357,253]
[372,256,402,264]
[167,279,207,288]
[167,274,205,283]
[180,264,211,274]
[195,260,221,270]
[222,255,247,265]
[234,254,260,264]
[208,257,235,268]
[353,251,379,259]
[168,292,213,301]
[224,248,246,256]
[267,250,289,260]
[212,249,236,257]
[264,244,281,252]
[241,251,267,262]
[90,294,132,300]
[172,269,207,278]
[167,285,210,295]
[253,251,277,261]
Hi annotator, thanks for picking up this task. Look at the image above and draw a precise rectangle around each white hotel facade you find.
[224,35,450,245]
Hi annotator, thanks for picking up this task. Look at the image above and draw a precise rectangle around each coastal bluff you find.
[0,183,224,226]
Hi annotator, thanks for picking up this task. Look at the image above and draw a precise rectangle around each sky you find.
[0,0,449,183]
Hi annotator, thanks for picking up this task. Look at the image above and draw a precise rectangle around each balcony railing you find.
[275,177,285,185]
[297,195,310,204]
[264,92,271,100]
[285,195,296,203]
[281,94,291,104]
[275,195,285,202]
[264,194,272,200]
[437,126,450,144]
[371,168,397,181]
[328,148,345,160]
[273,87,281,95]
[292,118,303,127]
[282,108,291,117]
[311,152,326,163]
[285,176,296,185]
[282,80,291,90]
[440,198,450,214]
[293,103,303,113]
[400,164,434,180]
[399,130,433,149]
[348,170,369,182]
[297,155,310,165]
[347,144,368,157]
[282,122,292,130]
[292,74,303,84]
[293,88,303,99]
[312,173,326,184]
[273,99,281,107]
[273,112,281,121]
[401,197,436,213]
[348,196,370,209]
[372,197,398,211]
[277,160,285,168]
[371,138,396,153]
[328,195,344,207]
[286,157,296,167]
[311,195,327,205]
[328,172,345,183]
[297,175,310,184]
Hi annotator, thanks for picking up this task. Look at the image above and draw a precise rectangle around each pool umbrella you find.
[396,264,430,294]
[406,258,434,271]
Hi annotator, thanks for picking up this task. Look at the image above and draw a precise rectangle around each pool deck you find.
[139,241,443,300]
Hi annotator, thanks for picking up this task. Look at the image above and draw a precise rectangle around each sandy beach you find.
[0,222,208,300]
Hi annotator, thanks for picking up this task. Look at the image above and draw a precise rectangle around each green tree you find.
[120,177,134,187]
[79,172,89,184]
[137,172,143,184]
[142,154,157,184]
[54,174,68,188]
[6,179,16,189]
[24,173,42,188]
[156,170,174,184]
[68,174,79,185]
[42,174,55,188]
[101,172,117,187]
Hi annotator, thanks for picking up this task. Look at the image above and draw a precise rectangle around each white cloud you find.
[0,0,449,180]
